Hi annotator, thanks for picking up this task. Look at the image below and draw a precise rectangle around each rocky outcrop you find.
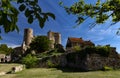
[11,65,25,73]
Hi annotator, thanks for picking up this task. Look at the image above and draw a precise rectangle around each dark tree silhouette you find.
[0,0,55,38]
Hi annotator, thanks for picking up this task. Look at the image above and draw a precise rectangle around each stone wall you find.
[38,54,67,68]
[86,54,120,70]
[66,52,120,71]
[38,52,120,71]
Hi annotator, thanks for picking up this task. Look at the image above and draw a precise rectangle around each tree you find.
[63,0,120,32]
[0,44,13,54]
[30,36,51,53]
[0,0,55,38]
[54,44,65,52]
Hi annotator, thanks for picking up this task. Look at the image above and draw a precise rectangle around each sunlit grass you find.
[1,68,120,78]
[0,63,21,72]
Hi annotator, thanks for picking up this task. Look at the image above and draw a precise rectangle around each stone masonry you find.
[47,30,61,48]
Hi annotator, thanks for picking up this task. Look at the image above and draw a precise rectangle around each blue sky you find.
[0,0,120,53]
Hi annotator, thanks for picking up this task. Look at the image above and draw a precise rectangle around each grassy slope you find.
[1,68,120,78]
[0,63,21,72]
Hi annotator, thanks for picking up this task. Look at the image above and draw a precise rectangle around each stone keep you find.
[47,31,61,48]
[23,28,33,46]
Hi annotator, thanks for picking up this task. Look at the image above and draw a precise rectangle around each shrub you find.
[73,46,81,52]
[46,60,59,68]
[21,54,38,68]
[84,46,111,57]
[54,44,65,53]
[102,66,113,71]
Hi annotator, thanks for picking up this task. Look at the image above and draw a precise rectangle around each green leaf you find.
[19,4,26,12]
[25,9,29,17]
[38,7,42,13]
[17,0,24,3]
[46,13,55,20]
[35,0,38,3]
[29,1,36,6]
[0,15,3,25]
[11,7,19,16]
[0,36,2,40]
[28,15,33,24]
[15,25,19,32]
[25,9,33,17]
[38,17,45,28]
[59,1,63,6]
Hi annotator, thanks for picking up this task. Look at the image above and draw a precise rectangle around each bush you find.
[54,44,65,53]
[84,46,111,57]
[102,66,113,71]
[46,60,59,68]
[21,54,38,68]
[73,46,81,52]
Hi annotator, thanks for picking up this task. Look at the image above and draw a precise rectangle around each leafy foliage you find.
[0,0,55,38]
[102,66,113,71]
[47,60,59,68]
[67,46,112,58]
[17,0,55,28]
[36,49,64,58]
[30,36,51,53]
[0,44,13,54]
[0,0,19,33]
[63,0,120,33]
[54,44,65,53]
[85,46,111,57]
[73,45,81,52]
[21,54,38,68]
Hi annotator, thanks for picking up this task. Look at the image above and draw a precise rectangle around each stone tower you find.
[47,30,61,48]
[23,28,33,47]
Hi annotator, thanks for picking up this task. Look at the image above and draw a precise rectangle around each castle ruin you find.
[21,28,33,53]
[21,28,61,52]
[48,30,61,48]
[12,28,120,71]
[23,28,33,46]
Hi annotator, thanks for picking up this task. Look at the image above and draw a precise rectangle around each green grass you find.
[0,63,21,72]
[1,68,120,78]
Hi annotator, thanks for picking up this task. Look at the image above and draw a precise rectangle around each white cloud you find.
[7,44,21,48]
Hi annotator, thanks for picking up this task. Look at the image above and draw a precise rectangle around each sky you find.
[0,0,120,53]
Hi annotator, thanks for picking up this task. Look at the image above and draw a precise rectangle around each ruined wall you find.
[66,52,120,71]
[86,54,120,70]
[38,54,67,68]
[38,52,120,71]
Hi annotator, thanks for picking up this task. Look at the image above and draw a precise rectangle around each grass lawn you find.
[0,63,21,72]
[1,68,120,78]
